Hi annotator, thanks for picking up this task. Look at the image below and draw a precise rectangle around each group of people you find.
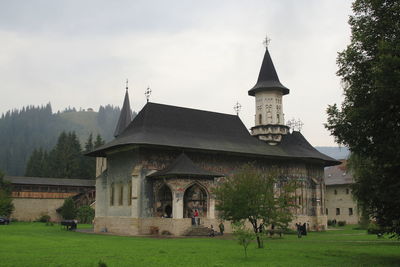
[209,222,224,237]
[295,222,308,238]
[191,209,200,225]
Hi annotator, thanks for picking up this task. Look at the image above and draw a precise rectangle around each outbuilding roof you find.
[324,161,353,185]
[147,153,222,179]
[87,102,338,166]
[5,176,95,187]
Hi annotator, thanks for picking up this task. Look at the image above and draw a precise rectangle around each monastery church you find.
[87,47,339,236]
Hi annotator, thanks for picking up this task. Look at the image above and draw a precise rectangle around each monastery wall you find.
[11,198,64,222]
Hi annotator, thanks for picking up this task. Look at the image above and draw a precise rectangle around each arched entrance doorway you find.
[183,184,208,219]
[155,184,173,218]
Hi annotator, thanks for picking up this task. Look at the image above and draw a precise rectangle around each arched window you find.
[184,184,208,218]
[155,184,173,218]
[258,114,262,124]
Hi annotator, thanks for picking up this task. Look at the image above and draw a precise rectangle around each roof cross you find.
[287,118,304,132]
[145,86,152,103]
[125,79,128,91]
[263,35,271,49]
[233,102,242,116]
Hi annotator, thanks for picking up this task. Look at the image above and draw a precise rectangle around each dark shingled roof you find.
[147,153,222,179]
[324,161,353,185]
[87,102,339,166]
[4,176,95,187]
[248,48,290,96]
[114,89,132,137]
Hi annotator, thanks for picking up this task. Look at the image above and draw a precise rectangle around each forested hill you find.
[0,104,136,176]
[315,146,350,160]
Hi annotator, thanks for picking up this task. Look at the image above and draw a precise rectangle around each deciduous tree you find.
[325,0,400,237]
[214,164,297,248]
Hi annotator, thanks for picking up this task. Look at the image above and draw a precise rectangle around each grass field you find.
[0,223,399,267]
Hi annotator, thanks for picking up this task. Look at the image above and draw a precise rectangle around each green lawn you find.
[0,223,399,267]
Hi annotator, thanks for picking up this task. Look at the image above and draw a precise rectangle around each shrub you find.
[98,260,107,267]
[161,230,172,235]
[60,198,76,220]
[232,221,255,258]
[367,223,384,235]
[338,221,346,227]
[76,205,94,224]
[37,214,51,223]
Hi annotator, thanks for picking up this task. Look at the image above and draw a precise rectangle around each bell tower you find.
[248,48,290,145]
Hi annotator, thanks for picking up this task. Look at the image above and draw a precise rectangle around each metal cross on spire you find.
[233,101,242,116]
[125,79,128,90]
[145,86,152,103]
[263,35,271,49]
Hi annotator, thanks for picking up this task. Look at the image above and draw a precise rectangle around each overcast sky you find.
[0,0,352,146]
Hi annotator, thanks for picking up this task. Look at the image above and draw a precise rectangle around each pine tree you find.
[0,171,14,217]
[94,134,105,148]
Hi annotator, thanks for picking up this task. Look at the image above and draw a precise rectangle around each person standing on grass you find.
[218,222,224,235]
[194,209,199,225]
[296,223,302,238]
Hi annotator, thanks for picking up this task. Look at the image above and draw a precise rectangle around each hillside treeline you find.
[0,103,131,176]
[25,132,104,179]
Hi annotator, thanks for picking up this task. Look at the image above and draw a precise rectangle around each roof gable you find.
[147,153,222,178]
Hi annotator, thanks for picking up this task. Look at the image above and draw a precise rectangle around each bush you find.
[60,198,76,220]
[328,219,337,226]
[367,223,384,235]
[76,205,94,224]
[37,214,51,223]
[0,171,14,217]
[338,221,346,227]
[161,230,172,235]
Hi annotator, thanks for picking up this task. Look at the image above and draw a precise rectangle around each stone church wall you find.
[94,146,328,236]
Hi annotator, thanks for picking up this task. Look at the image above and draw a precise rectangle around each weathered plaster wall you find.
[11,198,64,222]
[95,146,327,235]
[326,184,359,224]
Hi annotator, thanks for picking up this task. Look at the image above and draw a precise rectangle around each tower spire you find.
[114,80,133,138]
[248,48,290,96]
[249,44,290,145]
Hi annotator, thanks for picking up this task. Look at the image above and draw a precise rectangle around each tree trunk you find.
[250,219,264,248]
[256,235,263,248]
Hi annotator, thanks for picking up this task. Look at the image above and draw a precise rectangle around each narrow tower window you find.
[110,183,115,206]
[119,185,123,206]
[258,114,262,124]
[128,181,132,206]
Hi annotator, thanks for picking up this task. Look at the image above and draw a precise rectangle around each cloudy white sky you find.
[0,0,352,146]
